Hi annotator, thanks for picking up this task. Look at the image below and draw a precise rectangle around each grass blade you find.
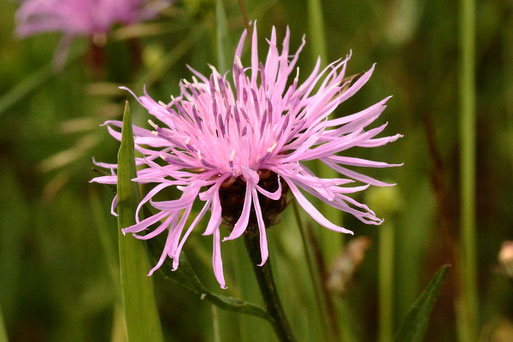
[117,101,164,342]
[395,265,449,342]
[307,0,327,63]
[216,0,231,73]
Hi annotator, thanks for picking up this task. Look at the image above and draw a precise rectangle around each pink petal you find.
[251,187,269,266]
[224,182,253,241]
[212,228,226,288]
[283,176,353,235]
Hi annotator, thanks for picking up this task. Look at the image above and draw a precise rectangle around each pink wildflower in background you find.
[16,0,169,66]
[91,25,402,288]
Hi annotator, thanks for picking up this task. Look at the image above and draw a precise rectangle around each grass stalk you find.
[457,0,478,340]
[307,0,327,63]
[215,0,231,73]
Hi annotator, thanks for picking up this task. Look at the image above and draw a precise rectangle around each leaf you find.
[216,0,231,73]
[395,265,450,342]
[117,101,164,342]
[148,238,272,322]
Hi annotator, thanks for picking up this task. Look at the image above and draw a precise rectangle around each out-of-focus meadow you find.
[1,0,512,341]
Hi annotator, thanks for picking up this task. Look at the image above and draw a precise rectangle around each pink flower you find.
[91,25,402,288]
[16,0,169,66]
[16,0,167,37]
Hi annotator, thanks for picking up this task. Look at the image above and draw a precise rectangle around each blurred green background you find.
[1,0,513,341]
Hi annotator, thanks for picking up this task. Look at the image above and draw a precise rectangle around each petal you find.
[358,134,404,148]
[256,175,282,200]
[135,183,172,223]
[133,214,176,240]
[203,186,223,236]
[111,194,118,217]
[172,200,211,270]
[224,182,253,241]
[212,228,226,288]
[251,187,269,266]
[90,175,117,184]
[283,176,353,235]
[323,162,395,187]
[202,175,230,235]
[122,211,168,235]
[147,226,175,276]
[167,205,193,257]
[337,63,375,104]
[326,156,403,168]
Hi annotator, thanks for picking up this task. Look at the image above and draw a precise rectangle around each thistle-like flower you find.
[91,25,402,288]
[16,0,169,65]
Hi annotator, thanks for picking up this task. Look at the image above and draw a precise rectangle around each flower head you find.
[91,25,402,288]
[16,0,169,66]
[16,0,167,37]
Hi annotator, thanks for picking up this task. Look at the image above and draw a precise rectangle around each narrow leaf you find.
[395,265,450,342]
[117,101,164,342]
[148,239,271,322]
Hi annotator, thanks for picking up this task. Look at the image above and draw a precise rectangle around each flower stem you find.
[244,231,297,342]
[211,305,221,342]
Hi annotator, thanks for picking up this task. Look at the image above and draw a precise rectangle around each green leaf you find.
[395,265,450,342]
[117,101,164,342]
[148,239,271,322]
[216,0,231,73]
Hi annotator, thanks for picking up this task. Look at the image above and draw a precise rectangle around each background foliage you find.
[1,0,512,341]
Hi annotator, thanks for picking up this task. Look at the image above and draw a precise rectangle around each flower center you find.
[219,170,289,230]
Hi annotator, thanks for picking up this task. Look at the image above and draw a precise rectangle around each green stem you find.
[378,223,394,342]
[458,0,478,340]
[244,231,296,342]
[211,305,221,342]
